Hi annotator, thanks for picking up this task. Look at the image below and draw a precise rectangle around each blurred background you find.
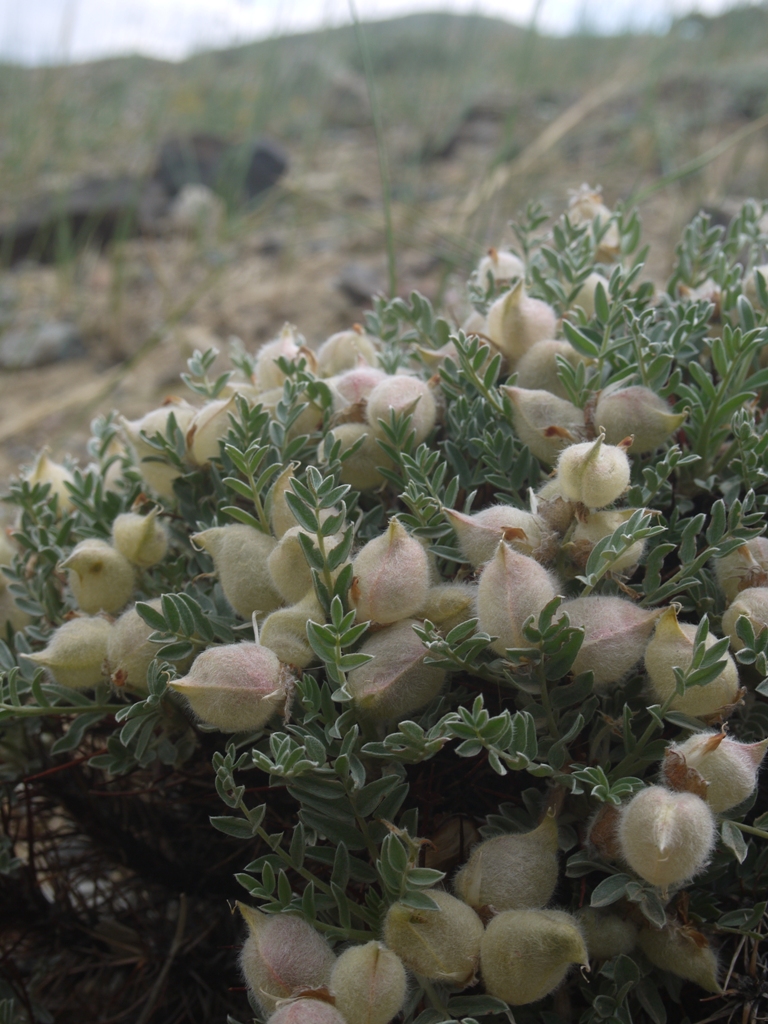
[1,0,767,483]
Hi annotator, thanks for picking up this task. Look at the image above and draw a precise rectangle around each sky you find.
[0,0,750,65]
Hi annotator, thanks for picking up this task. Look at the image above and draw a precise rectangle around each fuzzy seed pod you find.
[425,818,482,873]
[61,539,134,615]
[644,607,740,717]
[186,395,239,466]
[445,505,543,566]
[23,616,111,689]
[481,909,588,1006]
[637,924,721,993]
[515,340,587,400]
[722,587,768,650]
[267,1002,347,1024]
[715,538,768,603]
[554,433,631,508]
[316,328,379,377]
[330,942,406,1024]
[417,582,478,634]
[121,399,196,499]
[238,904,336,1016]
[560,597,663,691]
[111,509,168,568]
[268,464,302,539]
[570,509,647,572]
[351,520,430,624]
[106,599,192,695]
[572,272,610,319]
[192,525,281,619]
[618,786,715,889]
[260,590,325,669]
[325,423,393,491]
[666,731,768,813]
[476,542,559,655]
[568,184,620,259]
[329,365,387,411]
[502,386,584,465]
[476,247,525,284]
[454,811,559,912]
[485,281,557,365]
[258,387,325,440]
[170,641,287,731]
[268,527,343,604]
[347,618,446,720]
[383,889,483,986]
[461,309,486,336]
[575,907,637,960]
[26,449,75,514]
[366,375,437,445]
[255,323,302,390]
[594,386,686,454]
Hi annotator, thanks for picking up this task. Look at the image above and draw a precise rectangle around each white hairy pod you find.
[417,582,478,634]
[714,538,768,603]
[637,924,721,993]
[111,509,168,568]
[644,606,740,718]
[476,542,559,655]
[560,596,664,691]
[316,327,379,377]
[554,432,631,508]
[481,909,588,1006]
[515,340,587,400]
[347,618,446,720]
[572,272,610,319]
[476,247,525,284]
[61,539,134,615]
[445,504,543,565]
[267,1002,347,1024]
[575,907,637,960]
[383,889,483,986]
[268,463,302,539]
[502,386,583,465]
[23,616,111,689]
[330,942,406,1024]
[120,399,196,499]
[485,281,557,365]
[366,375,437,445]
[665,731,768,813]
[570,509,647,572]
[259,590,326,669]
[170,641,288,732]
[186,395,239,466]
[350,519,430,624]
[268,526,344,604]
[454,811,559,912]
[617,786,716,890]
[324,423,393,491]
[26,449,75,514]
[255,323,303,390]
[722,587,768,650]
[192,525,281,619]
[568,184,620,259]
[595,386,686,454]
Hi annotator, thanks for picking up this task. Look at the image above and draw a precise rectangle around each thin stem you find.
[417,977,450,1015]
[349,0,397,298]
[610,692,676,781]
[0,703,119,718]
[730,821,768,841]
[537,662,560,741]
[246,467,271,535]
[313,919,373,942]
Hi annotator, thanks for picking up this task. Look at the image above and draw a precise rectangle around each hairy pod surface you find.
[383,889,483,985]
[23,616,111,689]
[60,539,135,615]
[476,542,559,654]
[330,941,406,1024]
[192,525,281,619]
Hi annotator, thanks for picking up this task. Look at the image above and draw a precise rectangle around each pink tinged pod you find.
[192,525,281,619]
[346,618,446,720]
[476,542,559,655]
[554,432,631,508]
[502,385,584,466]
[267,1001,347,1024]
[560,596,664,691]
[481,908,588,1006]
[170,641,287,732]
[316,327,379,377]
[637,924,721,993]
[617,786,716,889]
[570,509,647,573]
[485,280,557,365]
[366,375,437,445]
[445,504,544,566]
[454,811,560,912]
[668,731,768,813]
[330,941,407,1024]
[595,386,687,454]
[238,905,336,1016]
[644,606,740,718]
[255,323,302,390]
[60,539,135,615]
[383,889,484,986]
[329,365,388,411]
[417,582,478,634]
[722,586,768,650]
[350,519,430,624]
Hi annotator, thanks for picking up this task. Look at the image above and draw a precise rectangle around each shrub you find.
[2,189,768,1024]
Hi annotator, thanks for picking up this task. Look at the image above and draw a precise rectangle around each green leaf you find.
[721,820,748,864]
[209,816,256,839]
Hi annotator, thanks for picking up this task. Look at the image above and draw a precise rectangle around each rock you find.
[337,264,386,303]
[0,321,83,369]
[153,134,288,201]
[324,71,371,127]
